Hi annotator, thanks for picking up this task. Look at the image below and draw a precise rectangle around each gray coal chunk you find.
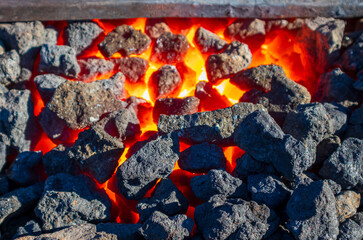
[13,220,42,239]
[338,218,363,240]
[33,74,67,102]
[340,32,363,73]
[97,72,126,99]
[38,44,80,78]
[42,144,79,176]
[265,19,289,32]
[44,27,58,46]
[316,135,341,166]
[194,27,227,53]
[152,32,189,64]
[234,110,313,180]
[297,17,345,73]
[335,190,360,223]
[7,151,43,186]
[0,50,21,86]
[68,125,125,183]
[226,19,266,41]
[247,174,291,209]
[324,179,342,196]
[145,19,171,40]
[206,41,252,85]
[116,133,179,200]
[114,57,148,83]
[194,195,270,240]
[0,175,9,196]
[38,106,67,140]
[138,211,194,240]
[0,182,44,226]
[351,212,363,227]
[66,21,104,55]
[233,153,277,179]
[35,173,112,231]
[137,178,189,222]
[149,64,182,100]
[319,138,363,192]
[191,169,248,201]
[286,180,339,240]
[179,143,226,173]
[158,102,265,145]
[99,25,151,58]
[97,223,141,240]
[77,58,115,82]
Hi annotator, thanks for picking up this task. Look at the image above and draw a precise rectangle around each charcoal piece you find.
[35,173,111,231]
[194,81,231,111]
[149,64,182,100]
[137,178,189,222]
[97,72,126,99]
[138,211,193,240]
[206,41,252,85]
[0,175,9,196]
[98,25,151,58]
[340,32,363,73]
[77,58,115,82]
[38,44,80,78]
[6,151,43,186]
[33,74,67,102]
[13,220,42,239]
[66,21,104,55]
[116,133,179,200]
[316,135,341,165]
[0,50,21,86]
[0,40,5,54]
[114,57,148,83]
[152,32,189,64]
[319,138,363,192]
[68,125,125,183]
[335,190,361,223]
[153,97,199,122]
[97,223,141,240]
[42,144,79,176]
[191,169,248,201]
[179,143,226,173]
[158,102,265,145]
[234,110,313,180]
[247,174,291,209]
[194,195,270,240]
[38,106,67,140]
[145,19,171,40]
[233,153,277,179]
[0,182,43,225]
[338,218,363,240]
[194,27,227,53]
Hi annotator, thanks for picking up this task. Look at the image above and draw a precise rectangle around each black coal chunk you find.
[194,27,227,53]
[34,74,67,102]
[194,195,271,240]
[0,50,21,86]
[137,178,189,222]
[38,44,81,78]
[149,64,182,100]
[191,169,248,201]
[158,102,265,145]
[13,219,42,239]
[97,223,141,240]
[35,173,111,231]
[340,32,363,73]
[319,138,363,192]
[145,19,171,40]
[77,58,115,82]
[247,174,291,209]
[138,211,194,240]
[66,21,104,55]
[114,57,148,83]
[316,135,341,166]
[97,72,126,100]
[98,25,151,58]
[179,143,226,172]
[0,175,9,196]
[116,133,179,200]
[0,182,44,225]
[206,41,252,85]
[345,105,363,139]
[233,153,277,179]
[286,180,339,240]
[152,32,189,64]
[154,96,200,122]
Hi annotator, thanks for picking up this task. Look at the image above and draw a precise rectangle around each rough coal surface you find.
[138,211,194,240]
[206,41,252,84]
[35,173,111,231]
[316,135,341,166]
[97,72,126,99]
[33,74,67,102]
[149,64,182,100]
[38,44,81,78]
[194,195,270,240]
[158,102,265,145]
[340,32,363,73]
[233,153,277,179]
[191,169,248,201]
[13,219,42,239]
[248,174,291,209]
[335,190,360,223]
[137,178,189,222]
[286,180,339,240]
[179,143,226,172]
[345,105,363,139]
[0,175,9,196]
[77,58,115,82]
[116,133,179,200]
[145,19,171,40]
[194,27,227,53]
[319,138,363,192]
[42,144,79,176]
[114,57,148,83]
[99,24,151,58]
[66,21,103,55]
[0,50,21,86]
[152,32,189,64]
[338,218,363,240]
[97,223,141,240]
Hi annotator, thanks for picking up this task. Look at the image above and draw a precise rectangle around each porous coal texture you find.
[319,138,363,192]
[138,211,194,240]
[66,21,104,55]
[0,50,21,86]
[97,72,126,99]
[13,219,42,239]
[77,58,115,82]
[98,25,151,58]
[234,110,313,180]
[335,190,360,223]
[152,32,189,64]
[136,178,189,222]
[42,144,79,176]
[194,81,231,111]
[194,27,227,53]
[234,153,277,179]
[35,173,111,231]
[340,32,363,73]
[158,102,264,145]
[149,64,182,100]
[338,214,363,240]
[286,180,339,240]
[191,169,248,201]
[179,143,226,172]
[116,133,179,200]
[206,41,252,85]
[114,57,148,83]
[194,195,271,240]
[145,19,171,40]
[38,44,81,78]
[97,223,141,240]
[34,74,67,102]
[316,135,341,165]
